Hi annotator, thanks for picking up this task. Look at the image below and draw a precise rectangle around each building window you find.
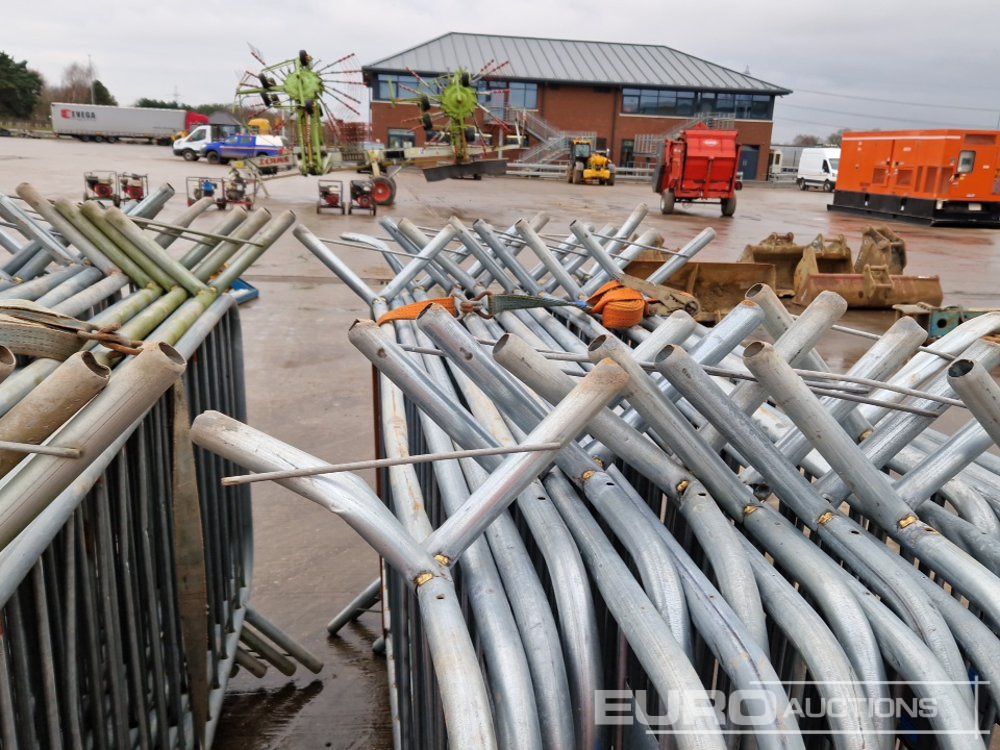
[388,128,416,148]
[477,80,538,110]
[621,88,773,119]
[750,95,773,119]
[375,74,436,102]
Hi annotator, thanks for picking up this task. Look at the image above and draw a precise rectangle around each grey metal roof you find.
[365,32,790,94]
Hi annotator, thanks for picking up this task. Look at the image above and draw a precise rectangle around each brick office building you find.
[362,32,790,180]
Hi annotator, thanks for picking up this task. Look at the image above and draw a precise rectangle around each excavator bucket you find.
[791,234,853,294]
[625,250,776,322]
[739,232,808,296]
[794,271,944,308]
[855,224,906,274]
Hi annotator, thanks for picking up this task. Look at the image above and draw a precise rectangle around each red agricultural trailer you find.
[652,123,743,216]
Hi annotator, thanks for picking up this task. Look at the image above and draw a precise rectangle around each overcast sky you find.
[6,0,999,142]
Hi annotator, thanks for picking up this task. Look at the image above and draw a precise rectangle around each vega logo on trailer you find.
[60,109,96,119]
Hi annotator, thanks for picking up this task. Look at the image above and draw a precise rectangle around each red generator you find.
[652,123,742,217]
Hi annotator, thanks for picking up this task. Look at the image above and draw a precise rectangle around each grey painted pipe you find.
[54,200,155,287]
[742,314,927,487]
[580,229,664,298]
[34,266,105,308]
[656,344,972,700]
[151,197,215,248]
[0,264,84,301]
[857,311,1000,426]
[543,471,727,750]
[15,183,117,274]
[949,358,1000,450]
[585,333,768,651]
[104,208,209,296]
[374,361,503,749]
[465,214,548,286]
[449,218,515,293]
[0,195,73,265]
[0,342,185,550]
[699,290,848,451]
[473,220,544,294]
[0,352,109,477]
[78,202,176,290]
[381,223,457,302]
[645,227,716,286]
[745,341,1000,635]
[126,183,174,218]
[392,219,474,293]
[399,299,597,750]
[55,270,131,320]
[491,327,879,725]
[387,308,559,750]
[296,225,378,305]
[733,535,875,750]
[814,340,1000,503]
[746,283,872,440]
[516,219,585,299]
[178,207,250,268]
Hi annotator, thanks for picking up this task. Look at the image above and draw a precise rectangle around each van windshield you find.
[829,158,840,170]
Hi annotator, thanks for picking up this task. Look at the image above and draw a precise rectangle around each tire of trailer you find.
[660,189,675,214]
[721,195,737,217]
[371,176,396,206]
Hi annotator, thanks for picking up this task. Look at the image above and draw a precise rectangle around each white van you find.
[796,147,840,192]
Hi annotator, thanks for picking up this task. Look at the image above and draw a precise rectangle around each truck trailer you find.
[830,129,1000,226]
[51,103,208,145]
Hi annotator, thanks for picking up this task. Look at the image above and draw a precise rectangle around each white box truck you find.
[796,147,840,192]
[51,103,208,145]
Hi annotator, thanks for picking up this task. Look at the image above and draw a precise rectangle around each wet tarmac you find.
[1,138,999,748]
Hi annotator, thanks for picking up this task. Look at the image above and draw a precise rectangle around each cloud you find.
[7,0,999,143]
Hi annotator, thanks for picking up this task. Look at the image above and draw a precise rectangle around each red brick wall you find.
[536,85,617,144]
[369,83,776,180]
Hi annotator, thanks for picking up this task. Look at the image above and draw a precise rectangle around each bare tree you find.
[58,62,94,103]
[792,133,821,147]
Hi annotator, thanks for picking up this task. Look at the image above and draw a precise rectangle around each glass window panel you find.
[750,95,773,119]
[676,91,695,117]
[716,93,735,113]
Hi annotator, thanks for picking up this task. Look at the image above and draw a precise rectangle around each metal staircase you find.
[634,113,736,156]
[507,107,597,163]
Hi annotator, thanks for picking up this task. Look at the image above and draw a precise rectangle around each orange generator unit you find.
[652,123,743,217]
[830,129,1000,226]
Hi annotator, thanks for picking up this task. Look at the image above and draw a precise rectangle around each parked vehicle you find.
[566,139,615,185]
[173,124,244,161]
[830,129,1000,225]
[51,103,207,145]
[202,133,286,165]
[652,123,742,216]
[796,147,840,192]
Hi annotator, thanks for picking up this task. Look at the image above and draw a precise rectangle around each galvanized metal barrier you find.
[506,162,654,182]
[190,202,1000,748]
[0,184,307,748]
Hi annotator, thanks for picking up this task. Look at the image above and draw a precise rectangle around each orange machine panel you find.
[838,130,1000,201]
[831,130,1000,225]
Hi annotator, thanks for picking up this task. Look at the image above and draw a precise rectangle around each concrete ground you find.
[1,138,999,748]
